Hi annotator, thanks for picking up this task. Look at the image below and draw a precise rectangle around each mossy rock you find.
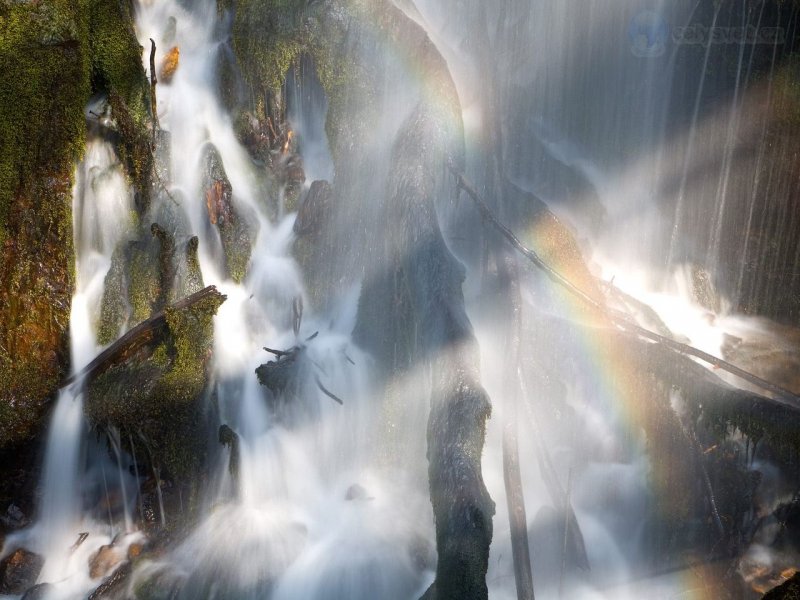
[86,291,225,482]
[0,0,87,447]
[0,0,152,449]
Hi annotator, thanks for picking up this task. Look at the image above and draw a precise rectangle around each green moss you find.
[0,1,87,223]
[184,237,204,295]
[151,343,170,369]
[87,0,147,117]
[220,216,253,284]
[161,294,222,402]
[231,0,307,96]
[128,240,161,325]
[98,242,130,345]
[87,0,153,211]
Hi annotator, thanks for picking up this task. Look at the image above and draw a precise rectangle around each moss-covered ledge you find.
[0,0,151,449]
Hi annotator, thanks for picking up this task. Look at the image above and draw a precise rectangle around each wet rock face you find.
[761,571,800,599]
[690,265,722,314]
[292,180,341,310]
[204,147,234,227]
[201,144,254,283]
[159,46,180,83]
[234,111,273,165]
[255,350,301,397]
[344,483,370,501]
[275,153,306,211]
[294,180,333,237]
[88,561,132,600]
[0,548,44,594]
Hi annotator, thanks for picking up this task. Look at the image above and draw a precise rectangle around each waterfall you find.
[5,1,798,599]
[129,2,436,597]
[2,107,139,599]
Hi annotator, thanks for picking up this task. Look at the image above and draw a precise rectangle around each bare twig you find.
[315,375,344,405]
[263,346,294,358]
[70,532,90,553]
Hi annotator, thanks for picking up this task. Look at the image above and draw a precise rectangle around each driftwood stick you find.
[447,164,800,409]
[61,286,226,388]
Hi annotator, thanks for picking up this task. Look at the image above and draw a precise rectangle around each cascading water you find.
[4,1,799,599]
[2,107,142,600]
[126,1,435,598]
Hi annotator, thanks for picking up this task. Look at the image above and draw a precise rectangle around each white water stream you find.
[2,1,796,599]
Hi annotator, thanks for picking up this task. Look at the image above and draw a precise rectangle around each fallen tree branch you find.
[447,164,800,409]
[61,286,226,388]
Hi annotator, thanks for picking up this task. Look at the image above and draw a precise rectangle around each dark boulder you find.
[763,572,800,599]
[1,504,29,529]
[294,180,333,237]
[0,548,44,594]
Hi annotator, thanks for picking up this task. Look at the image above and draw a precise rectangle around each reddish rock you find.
[88,544,123,580]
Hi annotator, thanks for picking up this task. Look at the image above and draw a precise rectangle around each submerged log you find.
[256,336,345,407]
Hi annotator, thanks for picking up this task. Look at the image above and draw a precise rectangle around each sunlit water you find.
[2,1,797,599]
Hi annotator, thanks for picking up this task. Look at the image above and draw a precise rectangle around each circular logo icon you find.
[628,11,669,57]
